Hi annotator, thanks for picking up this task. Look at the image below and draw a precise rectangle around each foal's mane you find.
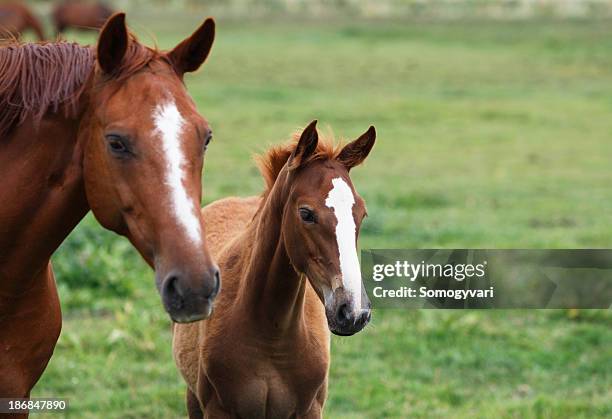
[256,130,342,195]
[0,36,161,138]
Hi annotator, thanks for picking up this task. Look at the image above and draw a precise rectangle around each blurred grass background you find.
[14,0,612,417]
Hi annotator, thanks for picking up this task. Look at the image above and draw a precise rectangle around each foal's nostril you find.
[162,275,185,310]
[359,310,371,326]
[336,303,351,325]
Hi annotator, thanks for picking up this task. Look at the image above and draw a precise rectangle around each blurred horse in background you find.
[52,0,113,34]
[0,3,45,41]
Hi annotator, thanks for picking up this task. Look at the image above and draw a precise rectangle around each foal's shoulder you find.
[202,196,261,217]
[201,196,261,259]
[201,196,260,232]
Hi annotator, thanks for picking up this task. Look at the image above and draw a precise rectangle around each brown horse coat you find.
[174,197,331,419]
[0,13,219,411]
[0,3,45,40]
[53,1,113,33]
[173,122,376,418]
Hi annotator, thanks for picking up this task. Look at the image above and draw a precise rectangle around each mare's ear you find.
[169,18,215,76]
[337,126,376,170]
[97,13,128,75]
[288,120,319,170]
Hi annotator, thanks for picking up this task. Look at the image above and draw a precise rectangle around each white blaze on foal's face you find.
[325,177,362,309]
[153,99,202,246]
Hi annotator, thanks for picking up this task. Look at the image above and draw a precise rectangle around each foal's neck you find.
[239,173,306,336]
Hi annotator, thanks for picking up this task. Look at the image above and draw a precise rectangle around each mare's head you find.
[82,14,219,322]
[263,120,376,336]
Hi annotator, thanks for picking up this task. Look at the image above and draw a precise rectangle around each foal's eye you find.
[299,207,316,224]
[105,134,130,155]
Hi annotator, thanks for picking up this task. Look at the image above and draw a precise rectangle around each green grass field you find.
[28,11,612,418]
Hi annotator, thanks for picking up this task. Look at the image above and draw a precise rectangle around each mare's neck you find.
[0,104,90,289]
[239,173,306,336]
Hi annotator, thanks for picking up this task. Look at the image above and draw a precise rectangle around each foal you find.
[173,120,376,418]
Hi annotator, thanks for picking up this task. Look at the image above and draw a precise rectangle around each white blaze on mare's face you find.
[153,99,202,246]
[325,177,362,309]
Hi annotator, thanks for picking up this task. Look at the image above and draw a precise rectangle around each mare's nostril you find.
[162,275,185,310]
[208,268,221,299]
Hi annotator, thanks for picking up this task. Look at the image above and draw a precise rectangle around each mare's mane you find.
[0,36,161,138]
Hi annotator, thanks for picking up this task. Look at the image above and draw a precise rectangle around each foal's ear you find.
[288,120,319,170]
[337,126,376,170]
[97,13,128,75]
[169,18,215,76]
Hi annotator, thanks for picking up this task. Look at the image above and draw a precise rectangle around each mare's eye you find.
[105,134,130,155]
[299,207,316,224]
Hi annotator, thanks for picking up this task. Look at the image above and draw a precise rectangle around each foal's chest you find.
[204,337,329,418]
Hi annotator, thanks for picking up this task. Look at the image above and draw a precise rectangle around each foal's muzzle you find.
[325,288,371,336]
[159,266,221,323]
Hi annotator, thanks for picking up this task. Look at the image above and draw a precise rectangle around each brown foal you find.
[0,13,220,406]
[173,120,376,418]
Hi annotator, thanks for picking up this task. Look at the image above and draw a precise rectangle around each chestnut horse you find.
[52,0,113,34]
[0,13,220,406]
[0,3,45,41]
[173,121,376,418]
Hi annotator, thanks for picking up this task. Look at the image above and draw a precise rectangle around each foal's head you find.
[82,14,218,322]
[271,121,375,336]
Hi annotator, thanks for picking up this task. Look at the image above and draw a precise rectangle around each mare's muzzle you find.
[158,266,220,323]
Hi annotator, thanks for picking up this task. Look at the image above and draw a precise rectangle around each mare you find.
[0,13,220,408]
[52,0,113,34]
[173,120,376,418]
[0,3,45,41]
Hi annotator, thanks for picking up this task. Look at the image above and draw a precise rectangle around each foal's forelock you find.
[325,177,363,309]
[152,98,203,246]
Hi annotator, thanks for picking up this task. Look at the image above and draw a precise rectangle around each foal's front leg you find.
[189,379,232,419]
[186,388,204,419]
[202,396,233,419]
[299,381,327,419]
[300,404,323,419]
